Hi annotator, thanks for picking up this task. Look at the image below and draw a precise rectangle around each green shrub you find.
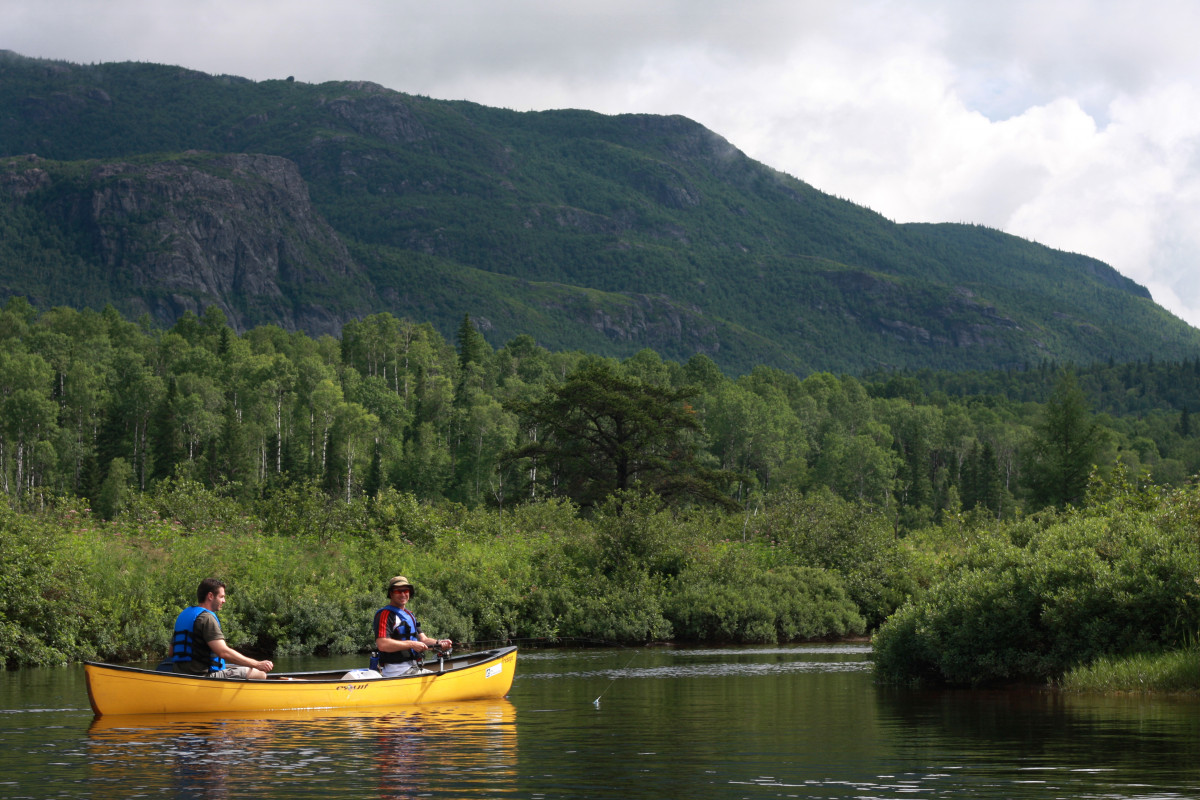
[874,485,1200,685]
[871,545,1056,685]
[557,567,674,642]
[759,488,914,627]
[0,498,101,666]
[665,558,865,643]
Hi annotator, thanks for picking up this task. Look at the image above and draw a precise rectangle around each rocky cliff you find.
[5,152,372,335]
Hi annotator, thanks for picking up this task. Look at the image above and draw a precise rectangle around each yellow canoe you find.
[87,697,516,734]
[84,646,517,717]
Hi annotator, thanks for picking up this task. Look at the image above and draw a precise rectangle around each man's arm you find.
[374,635,451,652]
[207,639,274,673]
[420,634,452,650]
[376,635,429,653]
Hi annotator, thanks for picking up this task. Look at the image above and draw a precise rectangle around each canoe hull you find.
[84,646,517,716]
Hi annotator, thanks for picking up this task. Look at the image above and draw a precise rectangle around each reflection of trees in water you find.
[86,702,516,800]
[873,685,1200,772]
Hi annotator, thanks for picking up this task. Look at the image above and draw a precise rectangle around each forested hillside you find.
[3,51,1199,374]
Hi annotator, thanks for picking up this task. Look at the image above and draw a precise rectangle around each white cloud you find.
[1004,81,1200,322]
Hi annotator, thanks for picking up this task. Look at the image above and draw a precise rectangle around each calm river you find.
[1,644,1198,799]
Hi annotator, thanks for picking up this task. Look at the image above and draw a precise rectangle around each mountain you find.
[1,50,1197,374]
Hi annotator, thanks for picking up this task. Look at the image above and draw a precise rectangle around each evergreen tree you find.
[456,314,490,374]
[973,439,1003,518]
[363,439,383,499]
[95,456,133,519]
[149,377,185,484]
[1028,371,1104,508]
[210,402,254,492]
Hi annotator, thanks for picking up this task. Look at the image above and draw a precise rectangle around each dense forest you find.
[2,295,1199,524]
[1,296,1198,686]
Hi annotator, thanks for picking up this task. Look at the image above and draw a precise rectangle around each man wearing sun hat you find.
[373,576,453,677]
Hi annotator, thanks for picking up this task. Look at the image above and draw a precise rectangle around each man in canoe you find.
[373,575,452,677]
[170,578,275,679]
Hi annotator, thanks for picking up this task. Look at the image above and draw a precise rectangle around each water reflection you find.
[86,701,516,799]
[518,645,873,682]
[4,646,1200,799]
[513,646,1200,800]
[872,685,1200,799]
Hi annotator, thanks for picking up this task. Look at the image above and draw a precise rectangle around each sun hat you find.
[387,575,415,596]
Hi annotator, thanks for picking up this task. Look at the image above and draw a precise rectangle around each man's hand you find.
[209,639,273,672]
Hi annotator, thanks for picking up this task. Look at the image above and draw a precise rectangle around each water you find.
[1,644,1198,798]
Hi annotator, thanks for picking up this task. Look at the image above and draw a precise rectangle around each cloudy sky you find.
[9,0,1200,327]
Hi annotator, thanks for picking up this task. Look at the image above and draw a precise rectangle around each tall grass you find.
[1059,646,1200,693]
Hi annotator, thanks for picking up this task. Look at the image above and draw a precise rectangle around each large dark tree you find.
[456,314,490,374]
[1028,371,1104,508]
[505,359,735,510]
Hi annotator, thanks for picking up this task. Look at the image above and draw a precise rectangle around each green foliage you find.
[363,487,459,546]
[210,537,373,657]
[253,479,368,543]
[591,491,691,577]
[7,299,1200,539]
[2,456,1196,682]
[456,314,491,373]
[0,497,94,667]
[873,476,1200,686]
[0,484,886,667]
[1028,371,1105,508]
[3,295,1200,678]
[94,457,133,520]
[505,358,736,510]
[125,474,261,538]
[555,568,674,643]
[665,558,865,643]
[68,526,173,662]
[757,488,916,627]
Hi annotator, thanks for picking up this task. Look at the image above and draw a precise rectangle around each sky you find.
[8,0,1200,327]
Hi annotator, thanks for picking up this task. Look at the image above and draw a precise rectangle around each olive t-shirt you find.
[177,610,224,675]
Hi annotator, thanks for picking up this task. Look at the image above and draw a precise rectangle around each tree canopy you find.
[2,298,1200,527]
[505,358,736,510]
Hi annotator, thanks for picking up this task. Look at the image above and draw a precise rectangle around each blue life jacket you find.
[171,606,226,673]
[374,606,421,665]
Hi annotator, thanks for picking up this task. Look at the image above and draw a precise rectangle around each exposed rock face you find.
[322,84,429,145]
[0,155,50,196]
[550,291,723,355]
[59,153,371,334]
[818,270,1022,350]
